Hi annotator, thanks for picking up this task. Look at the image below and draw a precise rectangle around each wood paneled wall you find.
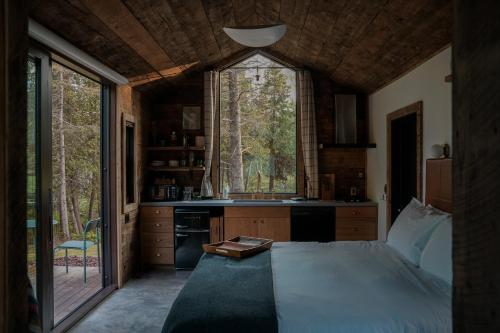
[145,70,368,199]
[1,0,29,331]
[453,0,500,331]
[313,71,368,200]
[115,85,151,286]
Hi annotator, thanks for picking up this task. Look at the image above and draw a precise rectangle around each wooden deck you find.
[54,265,102,323]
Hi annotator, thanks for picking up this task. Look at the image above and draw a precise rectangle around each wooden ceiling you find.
[30,0,452,93]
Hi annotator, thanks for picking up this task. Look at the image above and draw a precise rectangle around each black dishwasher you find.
[174,208,210,269]
[291,207,335,242]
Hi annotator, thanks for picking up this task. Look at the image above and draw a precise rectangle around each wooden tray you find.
[202,236,273,258]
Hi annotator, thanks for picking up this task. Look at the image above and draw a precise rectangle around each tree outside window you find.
[220,54,297,194]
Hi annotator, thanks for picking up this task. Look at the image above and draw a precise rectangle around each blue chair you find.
[54,218,101,284]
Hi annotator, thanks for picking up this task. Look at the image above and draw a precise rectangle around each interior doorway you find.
[386,101,423,232]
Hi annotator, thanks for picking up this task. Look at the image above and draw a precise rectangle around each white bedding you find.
[271,241,451,333]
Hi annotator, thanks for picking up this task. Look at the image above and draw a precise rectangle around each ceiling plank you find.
[80,0,176,73]
[167,0,224,66]
[202,0,245,58]
[122,0,200,68]
[30,0,155,77]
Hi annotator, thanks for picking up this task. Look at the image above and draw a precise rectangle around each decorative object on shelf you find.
[168,160,179,168]
[183,187,193,201]
[188,151,195,167]
[195,135,205,147]
[223,24,287,47]
[182,134,190,148]
[150,160,166,167]
[431,143,451,158]
[182,106,201,130]
[159,139,167,147]
[170,131,177,146]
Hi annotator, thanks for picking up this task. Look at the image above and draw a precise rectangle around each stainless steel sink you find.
[232,199,284,203]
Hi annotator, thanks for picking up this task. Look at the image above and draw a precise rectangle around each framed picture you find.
[182,106,201,130]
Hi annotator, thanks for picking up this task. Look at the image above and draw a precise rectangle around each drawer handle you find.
[352,211,360,215]
[154,210,160,214]
[156,253,161,257]
[155,223,161,227]
[155,239,161,242]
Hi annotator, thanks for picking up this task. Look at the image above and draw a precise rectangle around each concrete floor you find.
[70,269,191,333]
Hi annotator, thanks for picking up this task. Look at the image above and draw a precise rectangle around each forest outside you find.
[51,62,102,246]
[220,54,297,194]
[26,61,102,280]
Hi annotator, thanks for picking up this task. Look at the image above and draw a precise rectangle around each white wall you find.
[367,47,452,240]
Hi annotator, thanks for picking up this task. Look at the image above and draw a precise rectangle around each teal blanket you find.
[162,251,278,333]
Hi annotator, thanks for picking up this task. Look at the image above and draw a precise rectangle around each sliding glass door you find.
[50,61,105,324]
[27,48,112,331]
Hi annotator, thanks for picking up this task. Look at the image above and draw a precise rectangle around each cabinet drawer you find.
[336,220,377,241]
[142,232,174,247]
[142,218,173,233]
[336,206,377,218]
[141,206,173,218]
[142,247,174,265]
[225,207,290,218]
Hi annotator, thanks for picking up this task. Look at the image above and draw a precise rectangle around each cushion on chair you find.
[56,240,95,250]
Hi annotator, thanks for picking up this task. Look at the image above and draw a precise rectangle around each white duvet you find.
[271,241,451,333]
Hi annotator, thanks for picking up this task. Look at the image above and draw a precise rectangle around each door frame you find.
[29,43,117,333]
[386,101,423,234]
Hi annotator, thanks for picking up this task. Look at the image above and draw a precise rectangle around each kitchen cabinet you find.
[335,206,377,241]
[210,216,224,243]
[140,206,174,265]
[224,207,291,241]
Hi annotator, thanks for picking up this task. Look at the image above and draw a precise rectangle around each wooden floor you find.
[54,265,102,323]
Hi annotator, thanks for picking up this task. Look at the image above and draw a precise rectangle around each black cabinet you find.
[291,207,335,242]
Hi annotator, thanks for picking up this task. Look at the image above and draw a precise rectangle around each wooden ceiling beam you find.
[80,0,176,76]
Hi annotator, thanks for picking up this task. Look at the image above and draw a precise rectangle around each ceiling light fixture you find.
[223,24,287,47]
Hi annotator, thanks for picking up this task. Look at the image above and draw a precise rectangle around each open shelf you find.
[147,146,205,151]
[146,166,206,172]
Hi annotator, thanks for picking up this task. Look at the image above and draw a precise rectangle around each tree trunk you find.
[56,70,70,239]
[70,190,83,234]
[88,177,95,221]
[227,70,244,192]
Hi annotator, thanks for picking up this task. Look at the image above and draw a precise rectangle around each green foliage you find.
[220,54,297,193]
[51,63,102,241]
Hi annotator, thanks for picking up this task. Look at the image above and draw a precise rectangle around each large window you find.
[219,54,297,194]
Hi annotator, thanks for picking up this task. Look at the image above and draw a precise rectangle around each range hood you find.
[335,94,357,144]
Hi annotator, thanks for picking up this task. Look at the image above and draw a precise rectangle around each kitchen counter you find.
[140,199,378,207]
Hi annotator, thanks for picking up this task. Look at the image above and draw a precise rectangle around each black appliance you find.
[174,208,210,269]
[291,207,335,242]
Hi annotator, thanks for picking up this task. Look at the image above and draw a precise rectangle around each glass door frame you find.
[29,43,115,333]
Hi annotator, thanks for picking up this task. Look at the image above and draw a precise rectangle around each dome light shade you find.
[223,24,287,47]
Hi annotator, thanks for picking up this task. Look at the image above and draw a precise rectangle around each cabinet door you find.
[224,218,259,239]
[258,218,290,241]
[210,217,224,243]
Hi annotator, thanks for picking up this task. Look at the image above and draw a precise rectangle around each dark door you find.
[390,113,417,224]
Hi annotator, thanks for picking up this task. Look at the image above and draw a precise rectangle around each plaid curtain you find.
[299,70,319,198]
[201,71,219,197]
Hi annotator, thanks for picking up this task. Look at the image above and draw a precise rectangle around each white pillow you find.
[387,198,447,265]
[420,217,452,284]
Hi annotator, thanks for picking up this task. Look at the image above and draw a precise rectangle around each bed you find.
[162,159,452,333]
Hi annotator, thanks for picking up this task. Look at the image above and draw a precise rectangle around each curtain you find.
[201,71,219,197]
[299,70,319,198]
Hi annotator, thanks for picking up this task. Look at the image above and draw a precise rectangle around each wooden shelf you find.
[147,146,205,151]
[147,166,206,172]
